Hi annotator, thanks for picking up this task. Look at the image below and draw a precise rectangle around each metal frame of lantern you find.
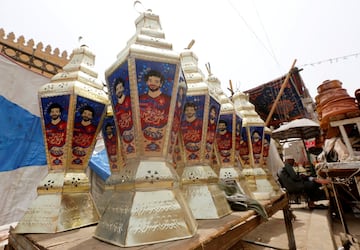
[93,10,197,247]
[232,91,278,200]
[177,51,232,219]
[15,45,108,233]
[212,84,252,197]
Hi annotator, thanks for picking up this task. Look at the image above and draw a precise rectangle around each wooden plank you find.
[7,227,41,250]
[8,193,290,250]
[330,117,360,128]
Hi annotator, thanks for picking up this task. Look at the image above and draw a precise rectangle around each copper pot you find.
[317,88,350,107]
[317,79,342,93]
[321,97,359,122]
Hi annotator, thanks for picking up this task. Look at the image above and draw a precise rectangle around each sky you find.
[1,0,360,100]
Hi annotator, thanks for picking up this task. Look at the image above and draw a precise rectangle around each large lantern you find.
[15,44,108,233]
[178,50,232,219]
[93,10,197,247]
[233,91,278,200]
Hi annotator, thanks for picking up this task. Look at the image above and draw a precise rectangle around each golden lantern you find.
[178,50,232,219]
[93,9,197,247]
[206,77,252,198]
[232,91,278,200]
[15,44,108,233]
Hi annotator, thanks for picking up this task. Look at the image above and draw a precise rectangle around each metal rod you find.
[331,181,350,234]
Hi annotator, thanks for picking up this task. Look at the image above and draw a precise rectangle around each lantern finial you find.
[134,0,151,14]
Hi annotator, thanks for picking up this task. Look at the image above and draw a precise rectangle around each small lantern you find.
[209,79,252,197]
[233,91,278,200]
[15,44,108,233]
[178,51,232,219]
[93,10,197,247]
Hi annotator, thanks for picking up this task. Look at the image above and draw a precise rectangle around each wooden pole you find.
[265,59,297,126]
[228,80,234,97]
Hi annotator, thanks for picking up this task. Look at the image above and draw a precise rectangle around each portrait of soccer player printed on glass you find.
[205,98,221,162]
[41,95,70,170]
[250,126,264,166]
[262,130,271,166]
[136,59,176,154]
[181,95,205,161]
[70,96,106,169]
[216,114,233,164]
[168,71,187,161]
[107,63,136,158]
[102,116,122,172]
[239,127,250,168]
[235,116,243,163]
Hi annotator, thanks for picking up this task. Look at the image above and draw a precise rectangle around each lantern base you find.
[14,172,100,233]
[93,160,197,247]
[94,188,197,247]
[242,167,280,200]
[219,167,253,197]
[93,186,115,216]
[181,165,232,219]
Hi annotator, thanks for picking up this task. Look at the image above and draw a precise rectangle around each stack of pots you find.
[315,79,360,138]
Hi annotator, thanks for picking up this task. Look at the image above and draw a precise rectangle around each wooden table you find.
[7,192,295,250]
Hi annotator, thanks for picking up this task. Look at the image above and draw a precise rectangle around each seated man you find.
[278,155,330,209]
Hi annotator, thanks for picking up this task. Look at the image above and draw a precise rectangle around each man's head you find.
[284,155,295,165]
[48,103,63,120]
[80,105,95,121]
[114,77,125,98]
[105,123,114,136]
[218,120,228,133]
[145,70,164,92]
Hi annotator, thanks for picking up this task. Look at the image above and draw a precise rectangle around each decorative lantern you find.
[208,77,252,197]
[93,10,197,247]
[15,44,108,233]
[178,50,232,219]
[233,91,278,200]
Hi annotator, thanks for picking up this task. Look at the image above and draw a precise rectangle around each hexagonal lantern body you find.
[15,45,108,233]
[93,11,197,247]
[178,50,232,219]
[233,91,278,200]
